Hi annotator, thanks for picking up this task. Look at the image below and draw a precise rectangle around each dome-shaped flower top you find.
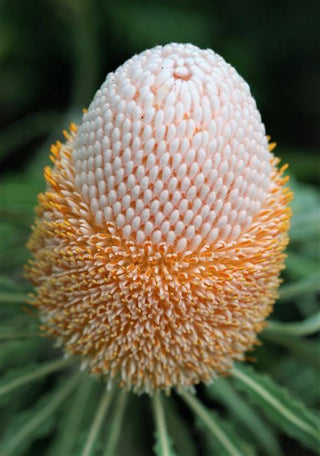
[27,43,292,394]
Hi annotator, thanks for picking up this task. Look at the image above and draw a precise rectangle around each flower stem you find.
[103,388,128,456]
[0,357,74,398]
[80,387,114,456]
[180,390,243,456]
[151,391,172,456]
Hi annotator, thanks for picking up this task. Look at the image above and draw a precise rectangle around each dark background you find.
[0,0,319,182]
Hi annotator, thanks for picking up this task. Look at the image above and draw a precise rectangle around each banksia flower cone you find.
[26,43,292,394]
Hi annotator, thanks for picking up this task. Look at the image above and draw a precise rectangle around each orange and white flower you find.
[26,43,292,394]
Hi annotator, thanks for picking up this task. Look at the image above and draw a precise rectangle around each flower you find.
[26,43,292,394]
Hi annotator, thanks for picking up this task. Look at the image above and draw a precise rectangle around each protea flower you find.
[26,42,292,394]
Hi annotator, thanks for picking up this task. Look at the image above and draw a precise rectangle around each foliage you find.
[232,365,320,453]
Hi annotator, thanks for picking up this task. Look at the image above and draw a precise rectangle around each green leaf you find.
[265,311,320,336]
[287,179,320,242]
[47,375,95,456]
[79,387,114,456]
[195,407,256,456]
[0,276,30,294]
[279,272,320,301]
[0,357,74,399]
[0,330,37,340]
[285,251,319,280]
[0,339,41,370]
[153,431,177,456]
[0,291,29,305]
[152,391,177,456]
[272,358,320,407]
[0,374,79,456]
[207,378,283,456]
[232,364,320,452]
[295,293,320,319]
[262,333,320,371]
[180,390,254,456]
[0,222,29,273]
[115,393,152,456]
[164,397,198,456]
[0,177,40,220]
[103,389,128,456]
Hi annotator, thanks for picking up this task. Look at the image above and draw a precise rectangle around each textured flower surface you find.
[27,43,291,394]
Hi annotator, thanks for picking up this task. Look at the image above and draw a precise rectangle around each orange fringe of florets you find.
[26,126,292,394]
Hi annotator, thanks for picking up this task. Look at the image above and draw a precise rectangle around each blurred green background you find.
[0,1,319,455]
[0,0,319,181]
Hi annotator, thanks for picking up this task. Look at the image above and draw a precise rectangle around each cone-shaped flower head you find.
[27,43,292,394]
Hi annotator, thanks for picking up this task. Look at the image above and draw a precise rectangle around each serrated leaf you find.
[0,357,73,401]
[195,408,256,456]
[152,392,177,456]
[153,430,177,456]
[207,378,283,456]
[102,389,128,456]
[180,390,254,456]
[47,375,94,456]
[153,424,177,456]
[232,364,320,452]
[79,388,114,456]
[0,374,79,456]
[0,396,56,456]
[273,358,320,407]
[0,363,44,407]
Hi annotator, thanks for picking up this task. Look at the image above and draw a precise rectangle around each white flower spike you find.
[27,43,292,394]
